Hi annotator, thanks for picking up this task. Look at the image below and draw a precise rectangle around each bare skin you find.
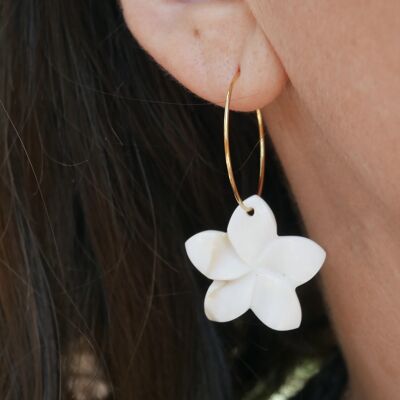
[121,1,400,399]
[248,3,400,399]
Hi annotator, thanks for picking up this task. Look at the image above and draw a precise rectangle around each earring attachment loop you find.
[224,69,266,213]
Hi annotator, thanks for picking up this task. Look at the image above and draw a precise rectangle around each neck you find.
[262,85,400,400]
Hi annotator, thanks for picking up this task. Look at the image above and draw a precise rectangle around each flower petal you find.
[256,236,326,286]
[227,195,278,265]
[251,273,301,331]
[185,231,252,280]
[204,274,256,322]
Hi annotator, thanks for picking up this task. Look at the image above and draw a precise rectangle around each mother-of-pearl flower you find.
[185,195,326,331]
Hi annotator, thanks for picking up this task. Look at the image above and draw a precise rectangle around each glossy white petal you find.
[251,273,301,331]
[185,231,252,280]
[204,274,256,322]
[256,236,326,286]
[227,195,277,265]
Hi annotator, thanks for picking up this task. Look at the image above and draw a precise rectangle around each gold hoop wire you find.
[224,69,266,213]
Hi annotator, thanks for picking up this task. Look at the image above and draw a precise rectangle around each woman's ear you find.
[121,1,287,111]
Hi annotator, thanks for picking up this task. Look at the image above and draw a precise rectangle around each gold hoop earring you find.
[224,69,265,213]
[184,68,327,332]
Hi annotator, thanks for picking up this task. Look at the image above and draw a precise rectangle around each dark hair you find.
[0,1,344,399]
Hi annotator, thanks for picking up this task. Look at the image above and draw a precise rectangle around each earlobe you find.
[121,0,287,111]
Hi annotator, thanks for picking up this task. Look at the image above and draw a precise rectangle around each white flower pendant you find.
[185,195,326,331]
